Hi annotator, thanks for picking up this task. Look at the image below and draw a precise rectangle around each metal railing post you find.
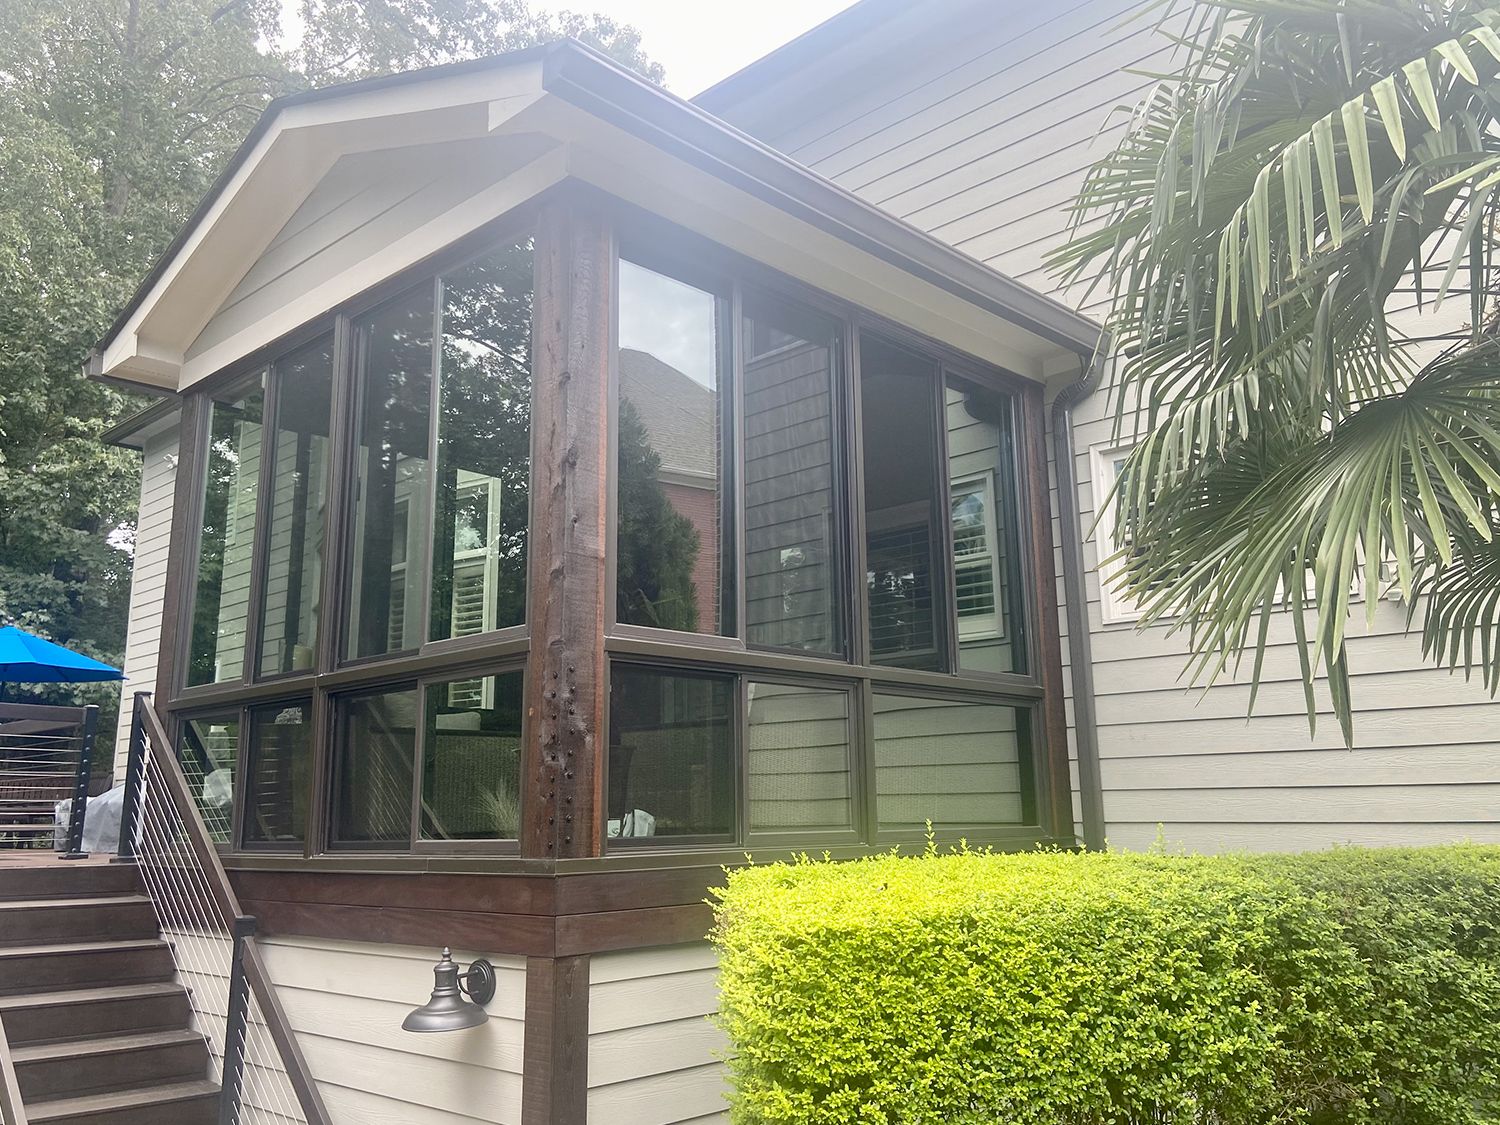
[116,693,149,862]
[59,704,99,860]
[219,914,257,1125]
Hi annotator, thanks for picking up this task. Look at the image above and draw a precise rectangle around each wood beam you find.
[522,954,590,1125]
[523,195,613,861]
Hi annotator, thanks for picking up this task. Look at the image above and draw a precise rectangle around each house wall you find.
[711,0,1500,852]
[114,428,180,778]
[587,944,729,1124]
[256,935,527,1125]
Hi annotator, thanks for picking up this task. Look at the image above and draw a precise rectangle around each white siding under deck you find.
[588,944,729,1124]
[256,935,526,1125]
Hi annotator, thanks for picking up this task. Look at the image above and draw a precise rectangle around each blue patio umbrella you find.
[0,626,123,684]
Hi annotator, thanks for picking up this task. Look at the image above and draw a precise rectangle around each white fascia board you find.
[177,140,567,388]
[100,61,547,389]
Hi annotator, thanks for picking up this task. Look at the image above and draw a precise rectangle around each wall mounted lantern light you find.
[402,948,497,1032]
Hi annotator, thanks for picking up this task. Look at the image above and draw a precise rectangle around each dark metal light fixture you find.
[402,948,497,1033]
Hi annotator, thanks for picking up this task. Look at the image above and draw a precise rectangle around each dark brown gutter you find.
[1051,338,1109,850]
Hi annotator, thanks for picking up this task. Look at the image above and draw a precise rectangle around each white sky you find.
[278,0,857,96]
[587,0,858,96]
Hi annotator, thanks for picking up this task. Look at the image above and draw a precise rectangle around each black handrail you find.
[118,692,332,1125]
[59,705,98,860]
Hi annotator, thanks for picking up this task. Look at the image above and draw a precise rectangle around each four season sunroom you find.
[94,42,1099,879]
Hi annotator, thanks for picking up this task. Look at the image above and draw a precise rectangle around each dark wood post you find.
[60,705,99,859]
[1021,382,1076,841]
[523,196,612,863]
[520,193,611,1125]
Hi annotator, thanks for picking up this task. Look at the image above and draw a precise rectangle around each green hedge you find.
[710,845,1500,1124]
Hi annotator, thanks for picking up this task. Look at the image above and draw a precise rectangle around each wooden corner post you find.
[524,194,612,864]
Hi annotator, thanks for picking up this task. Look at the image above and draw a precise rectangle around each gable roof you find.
[90,37,1099,393]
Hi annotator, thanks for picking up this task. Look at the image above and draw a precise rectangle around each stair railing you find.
[117,692,331,1125]
[0,1007,27,1125]
[0,701,98,855]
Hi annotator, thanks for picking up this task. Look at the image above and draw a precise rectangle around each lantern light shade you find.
[402,948,497,1033]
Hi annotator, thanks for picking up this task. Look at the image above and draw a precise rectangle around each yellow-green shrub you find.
[710,845,1500,1124]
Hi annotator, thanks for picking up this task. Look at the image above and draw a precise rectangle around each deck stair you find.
[0,861,217,1124]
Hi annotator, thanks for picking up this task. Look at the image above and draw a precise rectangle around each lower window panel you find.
[872,694,1029,832]
[244,701,313,846]
[178,714,239,844]
[420,670,525,842]
[332,687,417,846]
[608,665,735,841]
[746,682,852,833]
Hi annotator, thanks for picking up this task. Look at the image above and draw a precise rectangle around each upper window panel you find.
[742,296,842,656]
[189,376,265,686]
[859,336,947,672]
[430,238,533,643]
[616,259,734,636]
[347,288,434,661]
[946,378,1027,676]
[258,339,334,677]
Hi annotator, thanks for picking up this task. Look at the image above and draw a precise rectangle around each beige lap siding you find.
[255,935,526,1125]
[588,944,729,1125]
[114,428,179,778]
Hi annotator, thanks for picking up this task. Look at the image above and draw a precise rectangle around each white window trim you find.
[949,470,1004,641]
[1089,442,1141,626]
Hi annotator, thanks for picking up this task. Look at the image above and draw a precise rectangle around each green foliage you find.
[1052,0,1500,742]
[712,845,1500,1125]
[0,0,659,741]
[615,397,702,631]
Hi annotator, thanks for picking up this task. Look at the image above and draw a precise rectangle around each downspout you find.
[1050,336,1110,851]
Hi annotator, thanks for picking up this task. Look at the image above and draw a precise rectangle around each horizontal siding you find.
[187,133,555,368]
[257,935,526,1125]
[114,429,179,777]
[588,944,729,1125]
[723,0,1500,853]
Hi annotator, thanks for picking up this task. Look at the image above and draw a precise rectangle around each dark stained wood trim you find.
[243,899,558,955]
[1021,382,1075,840]
[555,904,713,957]
[522,955,589,1125]
[524,196,613,860]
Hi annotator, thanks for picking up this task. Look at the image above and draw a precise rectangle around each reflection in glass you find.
[859,337,946,671]
[421,670,524,841]
[616,259,732,635]
[742,298,841,654]
[179,714,239,843]
[873,694,1028,831]
[430,239,533,643]
[946,378,1026,674]
[747,683,851,832]
[347,289,434,660]
[333,688,417,846]
[189,378,265,686]
[244,701,312,845]
[259,340,334,676]
[608,665,734,839]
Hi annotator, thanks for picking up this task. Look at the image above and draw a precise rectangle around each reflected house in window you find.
[91,39,1100,1125]
[618,347,719,633]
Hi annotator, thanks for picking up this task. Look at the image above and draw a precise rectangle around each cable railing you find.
[119,692,330,1125]
[0,701,98,856]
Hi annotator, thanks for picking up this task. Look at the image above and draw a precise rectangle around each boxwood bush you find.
[710,845,1500,1124]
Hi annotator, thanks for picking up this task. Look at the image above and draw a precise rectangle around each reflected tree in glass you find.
[430,238,533,643]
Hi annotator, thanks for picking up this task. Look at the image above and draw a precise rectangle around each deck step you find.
[0,938,173,994]
[0,865,141,901]
[25,1079,219,1125]
[0,895,156,944]
[0,982,191,1045]
[12,1028,210,1102]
